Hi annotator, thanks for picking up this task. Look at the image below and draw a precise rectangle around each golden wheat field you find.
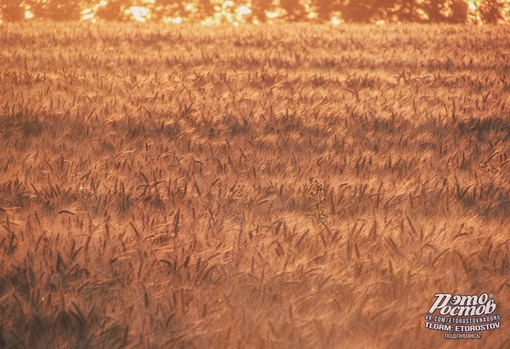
[1,21,510,348]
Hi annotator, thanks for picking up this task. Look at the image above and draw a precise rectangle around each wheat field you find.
[1,22,510,348]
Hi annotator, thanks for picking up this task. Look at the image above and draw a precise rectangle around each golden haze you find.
[0,22,510,348]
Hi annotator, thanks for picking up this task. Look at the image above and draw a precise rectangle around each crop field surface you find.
[1,22,510,348]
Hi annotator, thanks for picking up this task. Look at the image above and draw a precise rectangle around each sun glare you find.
[266,10,280,20]
[236,5,251,16]
[185,3,196,12]
[127,6,150,22]
[331,17,341,26]
[81,8,95,21]
[62,0,509,24]
[164,17,183,24]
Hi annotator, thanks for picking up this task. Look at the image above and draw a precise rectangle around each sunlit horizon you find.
[11,0,510,24]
